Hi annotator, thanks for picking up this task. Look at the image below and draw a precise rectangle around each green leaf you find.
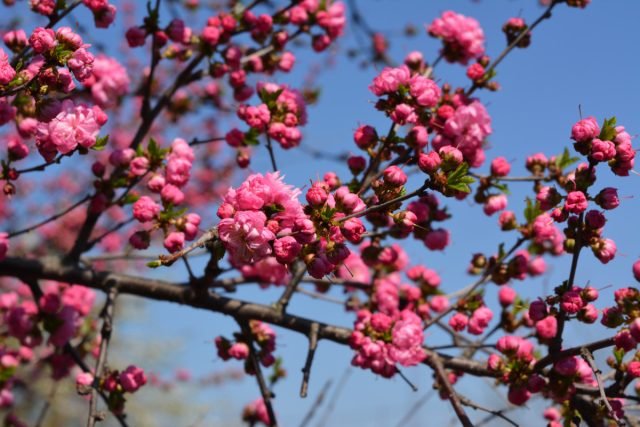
[92,135,109,151]
[599,116,617,141]
[524,198,542,224]
[244,128,260,146]
[446,162,474,193]
[554,147,579,170]
[147,260,162,268]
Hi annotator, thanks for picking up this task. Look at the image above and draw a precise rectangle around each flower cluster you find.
[571,116,635,176]
[35,100,107,160]
[369,64,441,126]
[427,11,485,64]
[82,55,130,108]
[125,138,200,253]
[350,309,426,377]
[215,321,277,372]
[227,82,308,157]
[217,172,307,282]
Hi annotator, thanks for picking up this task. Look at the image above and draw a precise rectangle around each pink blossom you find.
[119,365,147,393]
[565,191,588,214]
[536,316,557,339]
[424,228,449,251]
[418,151,442,173]
[0,49,16,85]
[614,329,637,352]
[0,233,9,261]
[483,194,507,216]
[163,231,185,253]
[596,187,619,210]
[408,75,441,107]
[82,55,130,108]
[389,310,426,366]
[132,196,160,223]
[383,166,407,186]
[593,238,617,264]
[353,125,377,149]
[498,286,516,307]
[126,27,146,47]
[427,11,485,64]
[218,211,275,264]
[449,312,468,331]
[161,184,185,205]
[571,116,600,142]
[29,27,56,53]
[490,157,511,177]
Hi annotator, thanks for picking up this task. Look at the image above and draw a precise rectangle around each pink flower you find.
[129,156,149,176]
[0,49,16,85]
[536,316,557,339]
[449,312,468,331]
[483,194,507,216]
[0,232,9,261]
[36,100,106,155]
[633,260,640,282]
[596,187,619,210]
[29,27,56,53]
[383,166,407,186]
[490,157,511,177]
[565,191,588,214]
[427,11,485,64]
[218,211,275,264]
[468,306,493,335]
[424,228,449,251]
[389,310,426,366]
[369,65,411,96]
[466,63,485,81]
[560,290,584,314]
[418,151,442,173]
[590,138,616,162]
[67,48,94,81]
[228,342,249,360]
[273,236,301,264]
[82,55,130,108]
[132,196,160,223]
[119,365,147,393]
[161,184,185,205]
[571,116,600,142]
[353,125,378,149]
[408,75,441,107]
[126,27,146,47]
[163,231,185,253]
[593,238,617,264]
[498,286,516,307]
[614,329,637,352]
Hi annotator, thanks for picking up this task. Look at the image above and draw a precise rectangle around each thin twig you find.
[427,355,473,427]
[580,347,625,426]
[239,321,278,427]
[457,394,519,427]
[87,286,119,427]
[275,261,306,314]
[300,322,320,398]
[7,195,91,238]
[298,379,332,427]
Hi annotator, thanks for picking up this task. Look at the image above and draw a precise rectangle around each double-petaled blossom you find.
[82,55,130,108]
[427,11,485,64]
[35,99,107,160]
[432,100,492,168]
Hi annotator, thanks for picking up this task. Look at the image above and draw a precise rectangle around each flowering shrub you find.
[0,1,638,426]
